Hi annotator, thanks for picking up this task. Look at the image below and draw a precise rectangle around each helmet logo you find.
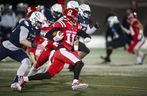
[67,10,73,16]
[35,12,40,19]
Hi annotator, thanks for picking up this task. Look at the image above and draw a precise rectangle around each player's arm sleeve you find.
[19,26,29,41]
[77,30,91,39]
[45,22,62,40]
[19,26,33,48]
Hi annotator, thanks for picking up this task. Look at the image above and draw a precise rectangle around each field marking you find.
[63,82,147,92]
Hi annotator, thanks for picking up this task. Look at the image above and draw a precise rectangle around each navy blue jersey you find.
[106,23,125,48]
[9,20,39,48]
[78,14,92,31]
[43,8,62,25]
[106,23,123,38]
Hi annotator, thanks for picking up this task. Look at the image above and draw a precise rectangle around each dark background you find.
[0,0,147,36]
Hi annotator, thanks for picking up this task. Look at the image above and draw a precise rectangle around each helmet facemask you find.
[83,11,91,18]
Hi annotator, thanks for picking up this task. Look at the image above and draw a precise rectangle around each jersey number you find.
[66,33,76,45]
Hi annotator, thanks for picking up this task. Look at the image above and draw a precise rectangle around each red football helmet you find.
[127,12,137,20]
[26,6,37,18]
[63,8,78,23]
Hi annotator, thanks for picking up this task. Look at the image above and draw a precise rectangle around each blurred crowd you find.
[0,3,43,43]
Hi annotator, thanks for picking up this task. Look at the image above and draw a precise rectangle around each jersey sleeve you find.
[19,26,29,42]
[45,21,63,40]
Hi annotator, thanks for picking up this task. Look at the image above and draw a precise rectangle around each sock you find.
[17,58,30,76]
[12,75,19,83]
[72,79,79,85]
[27,66,38,76]
[106,48,113,60]
[73,61,84,80]
[28,72,51,81]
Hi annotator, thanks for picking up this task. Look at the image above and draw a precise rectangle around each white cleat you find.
[11,82,22,91]
[72,79,88,90]
[72,83,88,90]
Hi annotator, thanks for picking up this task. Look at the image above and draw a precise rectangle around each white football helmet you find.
[67,0,79,9]
[29,11,48,29]
[51,3,62,13]
[107,16,119,27]
[79,4,91,18]
[51,3,63,18]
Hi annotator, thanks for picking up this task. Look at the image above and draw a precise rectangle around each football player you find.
[18,8,90,91]
[27,3,63,76]
[0,11,47,90]
[68,3,99,71]
[127,12,145,64]
[42,3,63,25]
[100,13,126,63]
[77,4,99,59]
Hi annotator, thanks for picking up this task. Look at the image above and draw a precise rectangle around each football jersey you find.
[49,20,81,51]
[78,14,91,31]
[130,18,140,41]
[9,20,39,48]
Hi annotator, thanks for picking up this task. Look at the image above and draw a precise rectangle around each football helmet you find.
[63,8,78,24]
[26,6,37,18]
[79,4,91,18]
[29,11,48,29]
[51,3,63,18]
[127,12,137,20]
[67,0,79,9]
[107,16,119,27]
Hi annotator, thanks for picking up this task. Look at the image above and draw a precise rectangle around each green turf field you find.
[0,48,147,96]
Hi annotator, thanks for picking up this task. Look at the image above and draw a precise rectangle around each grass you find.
[0,48,147,96]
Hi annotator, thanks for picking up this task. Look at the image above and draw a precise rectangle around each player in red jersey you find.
[27,39,57,76]
[18,8,90,91]
[127,13,145,64]
[28,36,47,64]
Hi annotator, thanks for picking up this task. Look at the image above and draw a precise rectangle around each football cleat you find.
[72,80,88,90]
[135,54,146,65]
[140,54,146,64]
[100,56,111,63]
[11,82,22,91]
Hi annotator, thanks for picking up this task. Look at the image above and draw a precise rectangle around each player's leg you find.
[100,37,113,63]
[100,46,112,63]
[78,42,90,60]
[9,49,30,90]
[0,44,9,61]
[17,51,63,91]
[68,42,90,71]
[57,48,88,90]
[134,37,145,64]
[27,49,51,76]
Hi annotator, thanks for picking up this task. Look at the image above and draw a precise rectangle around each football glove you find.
[53,31,64,42]
[84,37,91,43]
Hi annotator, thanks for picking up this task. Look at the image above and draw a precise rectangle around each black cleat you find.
[100,56,111,63]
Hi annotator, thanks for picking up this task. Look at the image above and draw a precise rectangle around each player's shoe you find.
[72,80,88,90]
[140,54,146,64]
[135,54,146,65]
[100,56,111,63]
[11,82,22,91]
